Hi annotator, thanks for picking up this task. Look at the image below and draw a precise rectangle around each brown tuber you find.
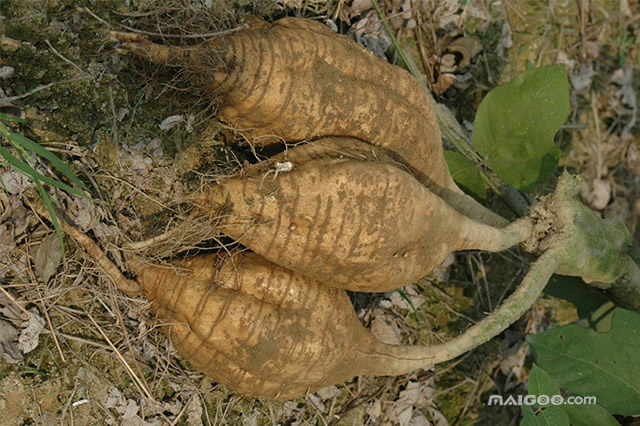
[26,15,588,401]
[110,16,505,227]
[29,194,556,400]
[195,137,530,291]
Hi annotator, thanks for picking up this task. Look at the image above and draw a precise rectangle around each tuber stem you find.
[458,216,533,253]
[25,189,142,296]
[357,248,561,375]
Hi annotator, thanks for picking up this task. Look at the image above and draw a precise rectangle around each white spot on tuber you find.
[273,161,293,178]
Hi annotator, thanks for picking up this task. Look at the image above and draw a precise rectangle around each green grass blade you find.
[0,112,25,125]
[0,146,91,200]
[34,178,66,261]
[395,288,417,312]
[7,132,90,192]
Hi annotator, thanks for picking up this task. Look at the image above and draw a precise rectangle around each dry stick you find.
[110,292,152,395]
[34,283,67,363]
[85,309,154,401]
[42,330,111,350]
[23,247,67,362]
[359,248,562,375]
[0,77,89,107]
[44,40,89,76]
[0,284,32,319]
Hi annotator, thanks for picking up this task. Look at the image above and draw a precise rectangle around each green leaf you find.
[473,65,569,190]
[0,146,90,200]
[528,308,640,415]
[529,364,561,408]
[535,406,569,426]
[520,406,539,426]
[7,132,90,192]
[528,364,620,425]
[563,403,621,426]
[443,150,487,201]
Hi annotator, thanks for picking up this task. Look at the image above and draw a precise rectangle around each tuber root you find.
[195,137,531,291]
[109,16,507,227]
[26,191,558,399]
[133,251,390,399]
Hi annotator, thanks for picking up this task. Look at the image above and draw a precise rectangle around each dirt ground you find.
[0,0,638,425]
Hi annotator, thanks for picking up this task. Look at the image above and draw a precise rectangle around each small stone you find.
[0,66,14,79]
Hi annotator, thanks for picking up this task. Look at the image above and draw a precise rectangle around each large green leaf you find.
[528,308,640,415]
[528,364,620,426]
[534,407,569,426]
[443,150,486,201]
[528,364,561,408]
[473,65,569,190]
[563,403,620,426]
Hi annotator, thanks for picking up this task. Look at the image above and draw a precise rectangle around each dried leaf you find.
[391,381,422,426]
[351,10,392,60]
[445,37,483,69]
[0,169,32,195]
[0,223,15,257]
[370,309,402,345]
[367,399,382,420]
[0,318,22,363]
[0,291,29,326]
[388,285,426,311]
[158,114,183,130]
[570,64,595,92]
[315,385,340,400]
[0,66,14,79]
[17,311,44,354]
[186,396,204,426]
[34,233,62,282]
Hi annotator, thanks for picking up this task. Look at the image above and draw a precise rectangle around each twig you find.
[0,285,32,319]
[110,292,152,396]
[41,329,111,350]
[60,380,79,424]
[85,309,155,401]
[21,244,67,362]
[44,40,88,76]
[306,394,329,426]
[170,395,193,426]
[81,7,110,27]
[0,77,89,107]
[590,92,603,180]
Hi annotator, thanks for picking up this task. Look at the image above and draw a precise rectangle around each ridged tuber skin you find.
[194,138,532,292]
[25,190,552,400]
[109,16,503,226]
[133,252,392,399]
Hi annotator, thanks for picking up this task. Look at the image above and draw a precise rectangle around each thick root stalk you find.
[457,216,533,252]
[355,249,561,375]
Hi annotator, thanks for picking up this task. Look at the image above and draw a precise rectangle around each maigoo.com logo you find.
[487,394,597,406]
